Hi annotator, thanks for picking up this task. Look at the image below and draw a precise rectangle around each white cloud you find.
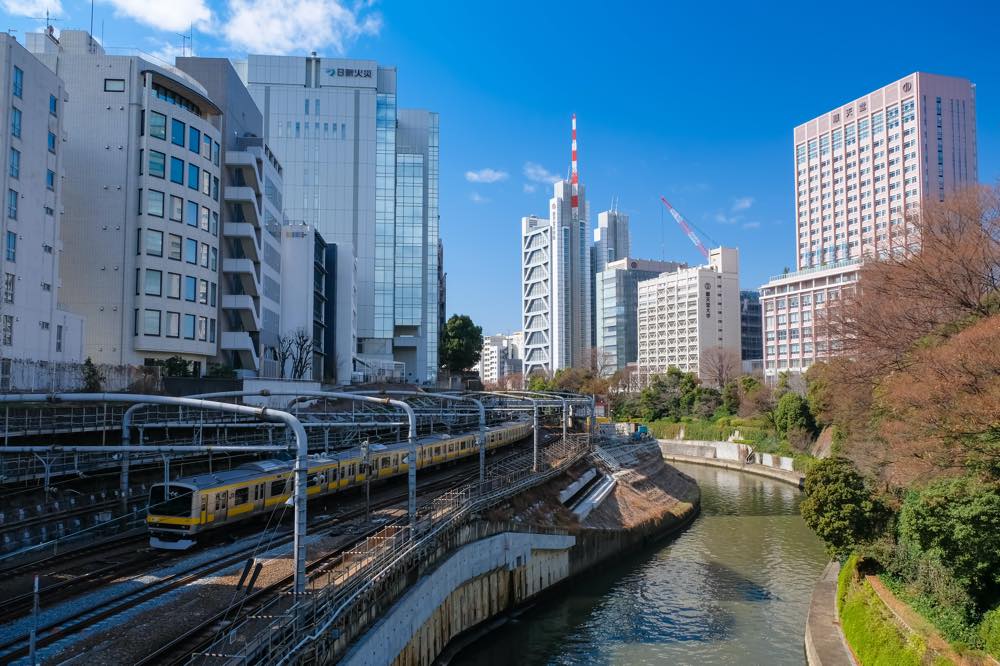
[465,168,508,184]
[742,221,761,230]
[144,41,193,67]
[99,0,212,32]
[731,196,754,212]
[523,183,537,193]
[2,0,61,15]
[523,162,562,185]
[469,192,490,204]
[223,0,381,55]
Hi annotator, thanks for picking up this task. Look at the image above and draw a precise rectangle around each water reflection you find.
[453,462,827,666]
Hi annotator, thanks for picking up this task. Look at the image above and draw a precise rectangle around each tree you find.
[440,315,483,374]
[721,379,741,415]
[774,392,816,438]
[898,477,1000,609]
[81,357,103,392]
[276,328,313,380]
[700,346,741,389]
[161,355,193,377]
[586,346,618,378]
[800,457,890,559]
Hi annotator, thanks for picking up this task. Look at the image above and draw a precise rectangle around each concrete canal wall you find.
[659,439,805,487]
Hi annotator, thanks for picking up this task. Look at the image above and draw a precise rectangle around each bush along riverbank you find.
[803,459,1000,664]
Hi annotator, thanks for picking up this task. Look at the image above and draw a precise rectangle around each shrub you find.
[774,391,816,437]
[800,457,890,559]
[81,357,103,392]
[980,608,1000,658]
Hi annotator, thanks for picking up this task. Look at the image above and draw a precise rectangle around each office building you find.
[637,247,740,381]
[279,222,330,380]
[176,57,285,378]
[759,73,977,380]
[521,116,590,381]
[0,33,82,368]
[30,30,223,373]
[476,332,522,386]
[590,208,630,346]
[595,257,685,376]
[740,290,762,374]
[241,55,439,384]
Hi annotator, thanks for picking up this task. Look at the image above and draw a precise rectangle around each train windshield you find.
[148,485,194,517]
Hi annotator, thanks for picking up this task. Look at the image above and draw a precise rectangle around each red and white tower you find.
[570,114,579,221]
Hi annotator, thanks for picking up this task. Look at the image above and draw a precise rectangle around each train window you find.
[270,479,287,496]
[308,474,321,487]
[349,464,356,476]
[435,447,441,456]
[460,441,466,450]
[149,485,193,517]
[393,455,398,467]
[234,487,249,505]
[331,468,338,481]
[381,457,390,469]
[214,493,223,511]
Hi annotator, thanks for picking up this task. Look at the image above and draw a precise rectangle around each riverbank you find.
[661,448,805,487]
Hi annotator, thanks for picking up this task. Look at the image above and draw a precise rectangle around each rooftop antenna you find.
[28,9,62,32]
[178,31,190,57]
[570,114,579,223]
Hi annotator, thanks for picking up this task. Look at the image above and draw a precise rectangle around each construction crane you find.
[660,196,711,261]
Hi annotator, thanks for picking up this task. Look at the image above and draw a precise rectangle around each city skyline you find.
[1,1,998,337]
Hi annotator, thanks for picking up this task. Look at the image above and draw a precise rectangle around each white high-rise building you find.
[0,33,83,369]
[637,248,740,381]
[476,332,523,386]
[30,30,223,372]
[520,117,590,381]
[759,72,977,380]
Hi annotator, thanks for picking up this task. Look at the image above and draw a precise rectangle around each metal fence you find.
[193,433,592,664]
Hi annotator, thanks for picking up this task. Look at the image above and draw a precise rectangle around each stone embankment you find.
[342,442,700,666]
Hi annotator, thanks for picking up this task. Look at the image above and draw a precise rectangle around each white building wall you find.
[0,34,82,364]
[637,247,740,382]
[521,215,551,379]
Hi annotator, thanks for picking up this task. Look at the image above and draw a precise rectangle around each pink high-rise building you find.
[759,72,977,381]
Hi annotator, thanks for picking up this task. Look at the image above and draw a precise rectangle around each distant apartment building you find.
[637,248,740,381]
[279,222,333,380]
[30,30,223,373]
[590,209,630,346]
[0,33,82,369]
[176,57,285,378]
[595,257,685,376]
[521,117,590,381]
[759,72,977,380]
[476,332,522,386]
[241,55,440,384]
[739,290,762,374]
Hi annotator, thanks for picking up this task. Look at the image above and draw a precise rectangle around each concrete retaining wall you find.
[342,532,575,666]
[661,447,804,488]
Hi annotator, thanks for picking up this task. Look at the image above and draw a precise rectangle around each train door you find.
[200,495,208,524]
[214,491,228,522]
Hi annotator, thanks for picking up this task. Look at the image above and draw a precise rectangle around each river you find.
[453,461,828,665]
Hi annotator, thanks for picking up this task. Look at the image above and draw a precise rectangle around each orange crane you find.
[660,196,711,261]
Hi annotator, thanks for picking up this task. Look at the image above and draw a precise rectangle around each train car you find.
[147,420,533,549]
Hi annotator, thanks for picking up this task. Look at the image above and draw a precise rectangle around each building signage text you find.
[326,67,373,79]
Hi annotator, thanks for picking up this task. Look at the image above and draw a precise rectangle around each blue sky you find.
[3,0,999,335]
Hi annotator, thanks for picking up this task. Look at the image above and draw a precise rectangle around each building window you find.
[167,272,181,298]
[202,135,211,160]
[46,169,55,190]
[199,206,209,231]
[55,324,62,352]
[147,189,165,217]
[1,314,12,345]
[104,78,125,92]
[10,107,20,138]
[165,311,180,337]
[200,169,210,195]
[211,211,218,236]
[5,231,15,261]
[198,278,208,304]
[213,141,220,166]
[169,195,183,221]
[168,233,182,260]
[209,282,216,306]
[145,228,163,256]
[197,315,207,341]
[189,126,200,153]
[9,148,19,178]
[185,200,198,227]
[143,309,161,336]
[144,268,162,296]
[184,275,196,301]
[184,238,197,264]
[210,246,217,271]
[170,156,184,184]
[12,66,23,98]
[187,164,199,190]
[39,321,49,330]
[149,150,166,178]
[3,272,13,303]
[7,189,17,220]
[149,111,167,140]
[209,318,215,343]
[47,131,56,153]
[182,313,196,339]
[199,242,209,267]
[49,94,58,115]
[171,118,185,147]
[212,176,219,201]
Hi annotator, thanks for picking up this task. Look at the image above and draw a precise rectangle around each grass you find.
[840,578,929,666]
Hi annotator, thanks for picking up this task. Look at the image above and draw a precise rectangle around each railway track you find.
[0,458,492,664]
